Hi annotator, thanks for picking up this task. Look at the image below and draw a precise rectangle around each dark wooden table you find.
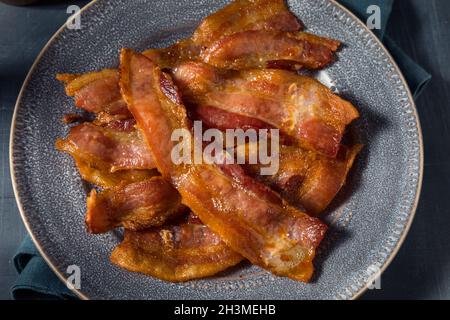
[0,0,449,300]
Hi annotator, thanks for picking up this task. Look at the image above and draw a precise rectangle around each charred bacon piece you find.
[86,177,186,234]
[119,49,327,282]
[200,30,340,70]
[110,213,244,282]
[173,62,359,157]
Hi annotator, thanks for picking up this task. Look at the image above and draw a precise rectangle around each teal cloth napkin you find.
[11,0,431,300]
[339,0,431,98]
[12,237,77,300]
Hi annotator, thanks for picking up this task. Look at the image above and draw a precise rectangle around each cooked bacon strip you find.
[171,61,227,99]
[56,122,155,173]
[71,157,155,188]
[241,144,362,214]
[140,0,303,70]
[142,39,199,70]
[56,123,156,188]
[86,177,186,234]
[192,0,303,46]
[110,214,244,282]
[173,62,359,157]
[93,117,137,132]
[56,73,80,84]
[190,105,295,145]
[119,49,327,282]
[192,105,273,131]
[200,30,340,70]
[57,69,132,118]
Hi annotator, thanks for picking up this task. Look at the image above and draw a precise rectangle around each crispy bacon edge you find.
[85,177,186,234]
[110,214,244,282]
[56,70,132,118]
[200,30,340,70]
[192,0,303,45]
[243,144,363,214]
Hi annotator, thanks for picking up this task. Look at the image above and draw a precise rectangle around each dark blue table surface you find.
[1,0,449,300]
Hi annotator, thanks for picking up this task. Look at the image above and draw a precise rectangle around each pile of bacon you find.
[55,0,361,282]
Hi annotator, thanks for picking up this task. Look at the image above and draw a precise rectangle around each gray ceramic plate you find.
[10,0,423,300]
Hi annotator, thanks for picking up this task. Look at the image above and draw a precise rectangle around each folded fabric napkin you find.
[11,0,431,300]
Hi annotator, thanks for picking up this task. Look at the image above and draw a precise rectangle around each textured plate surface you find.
[10,0,422,300]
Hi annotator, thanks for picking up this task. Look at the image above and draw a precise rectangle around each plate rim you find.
[9,0,424,300]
